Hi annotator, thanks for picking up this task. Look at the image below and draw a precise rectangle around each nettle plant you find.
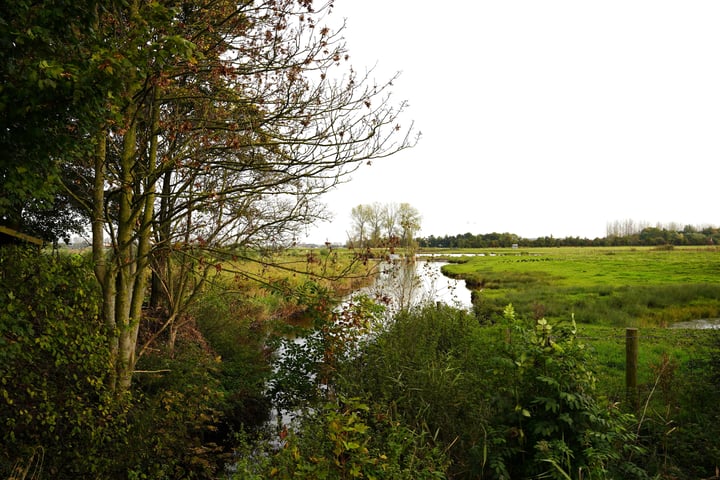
[486,305,648,480]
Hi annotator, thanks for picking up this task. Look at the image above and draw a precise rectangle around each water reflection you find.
[355,260,472,314]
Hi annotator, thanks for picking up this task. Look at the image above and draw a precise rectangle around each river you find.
[352,259,473,314]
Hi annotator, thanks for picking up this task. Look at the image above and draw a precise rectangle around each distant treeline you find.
[417,225,720,248]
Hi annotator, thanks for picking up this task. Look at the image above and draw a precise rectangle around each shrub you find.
[333,303,649,479]
[267,286,385,414]
[125,335,231,479]
[336,304,494,478]
[234,396,449,479]
[0,246,122,478]
[191,284,273,435]
[482,306,648,479]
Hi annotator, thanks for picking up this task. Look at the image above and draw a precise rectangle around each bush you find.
[483,306,648,479]
[0,246,122,478]
[334,303,649,479]
[337,304,491,477]
[234,396,449,479]
[125,335,231,479]
[191,284,273,436]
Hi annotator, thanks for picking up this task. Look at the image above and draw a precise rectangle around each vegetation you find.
[233,303,652,479]
[438,246,720,327]
[3,243,720,478]
[349,202,422,249]
[2,0,415,396]
[418,222,720,248]
[2,0,719,478]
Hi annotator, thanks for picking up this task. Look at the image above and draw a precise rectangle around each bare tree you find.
[368,202,385,247]
[350,204,373,247]
[382,202,399,241]
[398,202,422,249]
[350,201,421,250]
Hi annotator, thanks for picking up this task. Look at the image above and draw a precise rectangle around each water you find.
[353,259,472,314]
[668,318,720,330]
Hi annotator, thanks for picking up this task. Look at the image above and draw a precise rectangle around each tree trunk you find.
[114,121,139,392]
[93,133,119,392]
[149,171,173,310]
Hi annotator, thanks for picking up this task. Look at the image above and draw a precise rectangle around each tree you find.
[63,0,416,394]
[367,202,385,246]
[4,0,415,394]
[382,202,399,240]
[349,203,386,248]
[350,204,373,247]
[0,0,115,240]
[397,202,421,249]
[350,202,421,250]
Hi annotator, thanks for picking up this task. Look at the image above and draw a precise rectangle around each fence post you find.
[626,328,639,410]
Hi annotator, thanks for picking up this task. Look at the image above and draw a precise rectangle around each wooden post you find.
[626,328,639,410]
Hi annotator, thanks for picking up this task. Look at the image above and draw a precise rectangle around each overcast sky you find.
[302,1,720,244]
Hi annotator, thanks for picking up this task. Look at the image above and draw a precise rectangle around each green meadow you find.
[437,245,720,401]
[439,246,720,327]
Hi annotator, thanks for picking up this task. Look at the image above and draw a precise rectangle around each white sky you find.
[302,1,720,244]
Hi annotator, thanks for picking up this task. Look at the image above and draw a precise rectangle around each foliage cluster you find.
[0,247,278,478]
[418,223,720,248]
[332,304,648,479]
[233,287,651,479]
[235,396,449,480]
[124,333,235,479]
[234,288,451,480]
[0,246,121,477]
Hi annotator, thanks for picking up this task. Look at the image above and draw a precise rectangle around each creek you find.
[352,258,473,314]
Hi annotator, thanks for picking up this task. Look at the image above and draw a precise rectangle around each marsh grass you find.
[575,325,710,398]
[443,246,720,327]
[218,247,376,298]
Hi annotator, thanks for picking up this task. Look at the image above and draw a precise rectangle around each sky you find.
[302,1,720,244]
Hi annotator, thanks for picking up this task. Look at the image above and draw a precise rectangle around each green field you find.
[437,246,720,327]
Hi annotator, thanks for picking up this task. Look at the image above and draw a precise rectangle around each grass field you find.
[437,245,720,327]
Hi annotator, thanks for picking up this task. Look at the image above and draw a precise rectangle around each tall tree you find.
[350,204,373,247]
[0,0,114,239]
[367,202,385,247]
[66,0,416,393]
[397,202,421,248]
[382,202,399,241]
[4,0,415,393]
